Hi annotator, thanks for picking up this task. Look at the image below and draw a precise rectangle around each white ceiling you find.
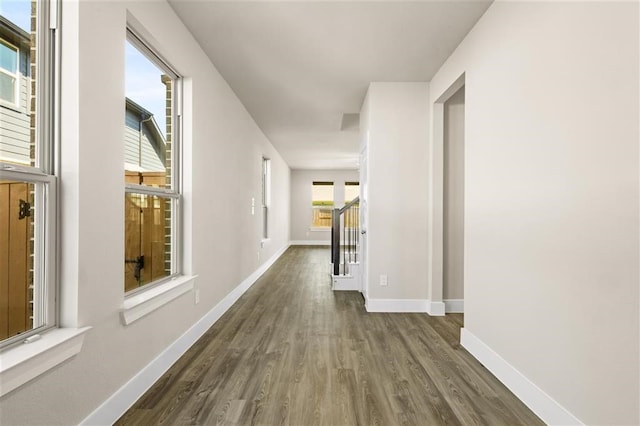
[169,0,492,170]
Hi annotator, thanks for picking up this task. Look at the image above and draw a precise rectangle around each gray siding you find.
[124,125,165,172]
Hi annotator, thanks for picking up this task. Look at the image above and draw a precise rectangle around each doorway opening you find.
[443,86,465,313]
[430,73,465,317]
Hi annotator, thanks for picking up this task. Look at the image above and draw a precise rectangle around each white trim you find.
[363,298,445,315]
[126,28,179,80]
[81,244,289,426]
[0,327,91,397]
[124,184,180,199]
[444,299,464,313]
[365,298,427,313]
[332,275,359,291]
[121,275,197,325]
[308,227,331,232]
[290,240,329,246]
[435,73,466,104]
[0,174,58,350]
[332,262,360,291]
[460,328,583,426]
[427,300,446,316]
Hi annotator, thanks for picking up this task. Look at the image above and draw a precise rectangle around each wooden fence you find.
[0,181,33,340]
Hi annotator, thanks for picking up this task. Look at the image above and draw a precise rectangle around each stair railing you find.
[331,196,360,276]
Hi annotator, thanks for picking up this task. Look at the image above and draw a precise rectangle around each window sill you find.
[0,327,91,397]
[309,227,331,232]
[121,275,197,326]
[0,99,21,114]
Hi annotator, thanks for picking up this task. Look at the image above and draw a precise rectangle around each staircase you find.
[331,197,361,291]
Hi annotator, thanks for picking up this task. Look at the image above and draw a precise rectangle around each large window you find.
[311,181,334,227]
[124,30,181,293]
[345,181,359,203]
[261,157,270,240]
[0,1,56,347]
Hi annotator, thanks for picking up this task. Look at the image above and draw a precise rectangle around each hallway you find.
[117,246,542,425]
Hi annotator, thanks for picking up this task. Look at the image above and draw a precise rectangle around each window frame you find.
[0,38,20,107]
[124,28,183,296]
[0,0,57,350]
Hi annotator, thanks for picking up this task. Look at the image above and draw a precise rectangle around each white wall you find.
[429,2,639,424]
[0,1,290,424]
[290,169,359,243]
[360,82,430,302]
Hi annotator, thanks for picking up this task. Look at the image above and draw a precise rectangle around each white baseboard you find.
[461,328,583,425]
[427,300,445,316]
[364,298,445,315]
[365,298,427,312]
[80,244,290,426]
[444,299,464,313]
[289,240,330,246]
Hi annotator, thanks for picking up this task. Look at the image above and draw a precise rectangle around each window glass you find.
[124,40,172,189]
[0,71,16,103]
[124,32,180,293]
[0,41,17,72]
[124,193,173,291]
[345,181,359,203]
[0,180,37,340]
[311,181,333,227]
[0,4,33,163]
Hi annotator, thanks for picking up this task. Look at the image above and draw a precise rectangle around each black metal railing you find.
[331,197,360,276]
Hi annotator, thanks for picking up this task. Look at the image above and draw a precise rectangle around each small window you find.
[0,1,57,348]
[345,181,359,203]
[261,157,270,239]
[311,181,334,228]
[124,30,181,293]
[0,39,18,105]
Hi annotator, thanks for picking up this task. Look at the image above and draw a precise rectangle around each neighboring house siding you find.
[0,67,30,165]
[124,108,165,172]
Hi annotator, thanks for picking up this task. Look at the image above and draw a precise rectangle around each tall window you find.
[345,181,360,203]
[311,181,334,227]
[124,30,181,293]
[261,157,270,239]
[0,1,57,347]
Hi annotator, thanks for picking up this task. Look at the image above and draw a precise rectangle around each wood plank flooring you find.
[117,246,543,426]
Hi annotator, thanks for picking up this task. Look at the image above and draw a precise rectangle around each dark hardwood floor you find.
[116,246,543,425]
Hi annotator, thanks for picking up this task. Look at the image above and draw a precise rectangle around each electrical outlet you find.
[380,274,388,286]
[195,288,200,304]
